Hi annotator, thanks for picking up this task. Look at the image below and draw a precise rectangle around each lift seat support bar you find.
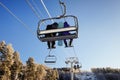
[38,26,77,35]
[39,34,77,42]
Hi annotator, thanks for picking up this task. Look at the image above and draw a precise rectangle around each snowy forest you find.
[0,41,58,80]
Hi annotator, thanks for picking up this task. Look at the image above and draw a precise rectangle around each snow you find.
[75,71,97,80]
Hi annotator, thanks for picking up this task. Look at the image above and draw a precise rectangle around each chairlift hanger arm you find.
[59,0,66,17]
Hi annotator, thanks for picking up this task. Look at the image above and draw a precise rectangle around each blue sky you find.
[0,0,120,71]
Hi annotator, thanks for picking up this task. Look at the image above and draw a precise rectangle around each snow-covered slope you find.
[75,72,97,80]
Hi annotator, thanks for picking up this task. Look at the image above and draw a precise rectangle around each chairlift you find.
[74,63,82,69]
[76,63,82,69]
[44,55,57,63]
[37,1,79,42]
[74,65,77,70]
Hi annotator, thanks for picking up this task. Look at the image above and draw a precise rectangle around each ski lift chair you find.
[37,15,79,42]
[44,55,57,63]
[37,1,79,42]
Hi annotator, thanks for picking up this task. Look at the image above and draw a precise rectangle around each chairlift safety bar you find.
[44,61,56,63]
[38,27,77,35]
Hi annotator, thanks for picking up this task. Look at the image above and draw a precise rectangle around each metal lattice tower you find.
[65,57,82,80]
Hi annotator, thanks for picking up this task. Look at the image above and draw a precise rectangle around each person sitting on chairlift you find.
[51,22,58,48]
[45,25,52,49]
[63,21,73,47]
[45,22,58,49]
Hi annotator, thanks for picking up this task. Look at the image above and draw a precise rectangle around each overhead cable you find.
[0,2,35,35]
[40,0,54,23]
[26,0,40,19]
[31,0,47,25]
[31,0,44,19]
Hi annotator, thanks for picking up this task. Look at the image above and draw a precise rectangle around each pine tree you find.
[0,41,13,80]
[35,64,46,80]
[25,57,37,80]
[0,41,59,80]
[10,51,23,80]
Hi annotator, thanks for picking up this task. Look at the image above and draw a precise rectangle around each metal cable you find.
[31,0,47,25]
[26,0,40,19]
[0,2,35,36]
[31,0,43,19]
[72,46,77,57]
[48,48,52,55]
[40,0,54,23]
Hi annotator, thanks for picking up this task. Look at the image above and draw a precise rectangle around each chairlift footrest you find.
[39,34,78,42]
